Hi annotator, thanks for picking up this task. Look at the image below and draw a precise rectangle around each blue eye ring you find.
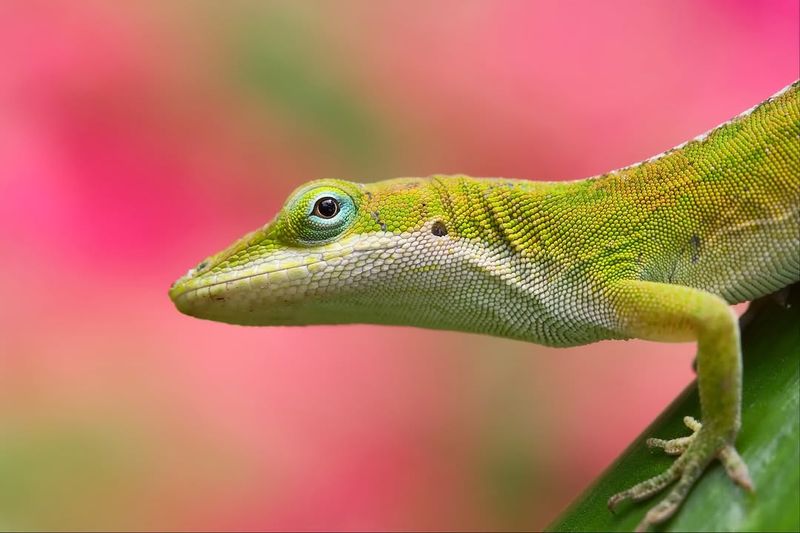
[290,188,357,243]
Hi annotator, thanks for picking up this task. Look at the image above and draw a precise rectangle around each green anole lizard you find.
[170,81,799,531]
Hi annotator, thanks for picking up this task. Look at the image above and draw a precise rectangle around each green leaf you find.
[548,286,800,532]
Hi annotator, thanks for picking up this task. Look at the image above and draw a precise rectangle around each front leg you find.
[605,280,753,531]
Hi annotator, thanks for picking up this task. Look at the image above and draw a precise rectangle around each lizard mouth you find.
[169,236,402,322]
[169,258,323,306]
[168,223,281,314]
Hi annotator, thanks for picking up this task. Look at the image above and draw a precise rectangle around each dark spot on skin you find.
[213,296,226,302]
[667,257,678,283]
[371,210,387,231]
[431,220,448,237]
[197,261,208,271]
[690,234,701,264]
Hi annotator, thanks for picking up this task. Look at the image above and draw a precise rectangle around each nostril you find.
[431,220,448,237]
[197,260,208,271]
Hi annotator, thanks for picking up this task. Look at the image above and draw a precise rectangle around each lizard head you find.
[169,177,463,327]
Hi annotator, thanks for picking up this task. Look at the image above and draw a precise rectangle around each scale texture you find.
[170,82,799,345]
[170,81,799,532]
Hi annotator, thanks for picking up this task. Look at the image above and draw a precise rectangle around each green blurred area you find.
[224,5,391,171]
[0,418,145,530]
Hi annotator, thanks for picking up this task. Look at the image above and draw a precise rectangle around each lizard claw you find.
[646,416,701,455]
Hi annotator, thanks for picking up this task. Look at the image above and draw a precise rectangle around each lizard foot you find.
[607,416,753,532]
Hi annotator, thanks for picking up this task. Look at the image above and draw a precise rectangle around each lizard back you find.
[564,81,800,304]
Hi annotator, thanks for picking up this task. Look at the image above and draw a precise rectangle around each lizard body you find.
[170,81,799,531]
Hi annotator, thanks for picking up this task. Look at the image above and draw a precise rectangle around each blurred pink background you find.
[0,1,797,530]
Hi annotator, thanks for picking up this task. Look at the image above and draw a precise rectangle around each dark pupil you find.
[314,197,339,218]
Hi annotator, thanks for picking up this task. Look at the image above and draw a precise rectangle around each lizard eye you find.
[284,186,358,244]
[312,197,340,219]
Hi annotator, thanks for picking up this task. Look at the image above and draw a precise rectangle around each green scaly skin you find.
[170,81,800,531]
